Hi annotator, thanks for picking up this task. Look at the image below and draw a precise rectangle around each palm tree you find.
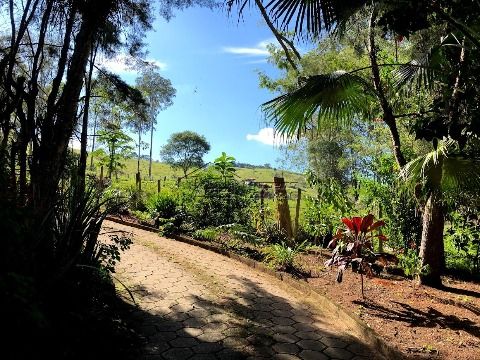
[234,0,480,288]
[262,27,408,168]
[228,0,480,48]
[400,140,480,286]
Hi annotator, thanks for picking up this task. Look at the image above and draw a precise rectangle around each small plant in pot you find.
[325,214,395,298]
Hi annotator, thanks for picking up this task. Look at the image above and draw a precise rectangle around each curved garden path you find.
[103,220,386,360]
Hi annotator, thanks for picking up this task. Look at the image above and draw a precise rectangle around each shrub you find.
[147,192,178,219]
[262,241,310,271]
[399,247,430,280]
[156,209,188,237]
[325,214,396,298]
[302,175,352,246]
[178,170,254,227]
[131,210,151,223]
[257,222,289,245]
[193,228,220,241]
[445,211,480,274]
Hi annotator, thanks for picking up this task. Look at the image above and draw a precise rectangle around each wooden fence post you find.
[294,188,302,238]
[157,179,161,193]
[273,177,293,240]
[136,172,141,191]
[259,187,266,229]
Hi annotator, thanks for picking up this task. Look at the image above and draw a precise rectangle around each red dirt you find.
[298,252,480,360]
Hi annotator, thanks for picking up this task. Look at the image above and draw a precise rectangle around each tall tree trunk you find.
[419,158,444,287]
[149,118,154,178]
[32,3,112,221]
[90,115,97,170]
[368,8,406,168]
[419,192,444,287]
[137,131,141,174]
[77,47,97,193]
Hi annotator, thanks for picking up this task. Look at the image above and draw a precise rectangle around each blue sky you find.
[99,5,289,167]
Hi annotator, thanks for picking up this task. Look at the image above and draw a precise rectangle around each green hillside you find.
[88,156,307,189]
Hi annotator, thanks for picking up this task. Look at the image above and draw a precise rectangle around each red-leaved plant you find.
[325,214,392,298]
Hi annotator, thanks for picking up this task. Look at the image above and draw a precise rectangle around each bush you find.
[444,211,480,274]
[398,247,429,280]
[118,184,147,212]
[178,170,254,227]
[262,241,310,271]
[147,192,178,219]
[193,227,220,241]
[257,222,289,245]
[131,210,151,223]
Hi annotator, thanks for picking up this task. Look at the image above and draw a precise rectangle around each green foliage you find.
[399,248,430,280]
[96,123,134,179]
[147,191,178,218]
[388,192,423,250]
[131,210,151,223]
[136,68,176,120]
[445,211,480,274]
[96,233,133,273]
[156,209,187,237]
[160,131,211,176]
[178,170,254,227]
[217,223,262,245]
[121,185,147,212]
[214,152,236,182]
[193,227,220,241]
[303,173,352,243]
[262,241,310,271]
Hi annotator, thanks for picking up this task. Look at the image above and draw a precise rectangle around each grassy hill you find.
[89,156,307,189]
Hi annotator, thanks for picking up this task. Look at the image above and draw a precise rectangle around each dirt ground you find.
[298,252,480,360]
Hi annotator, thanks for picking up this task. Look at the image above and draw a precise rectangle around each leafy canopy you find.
[160,131,211,176]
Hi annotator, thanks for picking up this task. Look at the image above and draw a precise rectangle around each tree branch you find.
[254,0,300,73]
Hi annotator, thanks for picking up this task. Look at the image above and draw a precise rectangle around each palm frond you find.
[394,33,462,92]
[262,71,375,138]
[442,156,480,193]
[394,49,442,92]
[267,0,367,38]
[227,0,364,39]
[400,139,480,195]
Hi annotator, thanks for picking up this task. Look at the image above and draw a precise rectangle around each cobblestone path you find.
[104,220,383,360]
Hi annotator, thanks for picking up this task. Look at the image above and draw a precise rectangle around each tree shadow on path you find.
[118,274,389,359]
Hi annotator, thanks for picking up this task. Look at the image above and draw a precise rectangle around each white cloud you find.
[246,127,289,146]
[222,46,269,56]
[222,38,276,57]
[97,54,167,75]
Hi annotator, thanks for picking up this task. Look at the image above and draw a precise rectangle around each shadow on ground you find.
[118,275,387,360]
[353,299,480,341]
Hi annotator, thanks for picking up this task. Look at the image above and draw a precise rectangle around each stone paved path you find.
[104,220,383,360]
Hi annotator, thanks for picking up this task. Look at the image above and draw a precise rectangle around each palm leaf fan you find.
[262,71,375,138]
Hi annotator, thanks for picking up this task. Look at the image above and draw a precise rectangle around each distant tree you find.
[96,122,134,179]
[160,131,210,177]
[136,67,176,178]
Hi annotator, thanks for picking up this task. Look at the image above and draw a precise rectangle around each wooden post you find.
[273,177,293,240]
[259,187,266,229]
[294,188,302,238]
[157,179,161,193]
[136,172,141,191]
